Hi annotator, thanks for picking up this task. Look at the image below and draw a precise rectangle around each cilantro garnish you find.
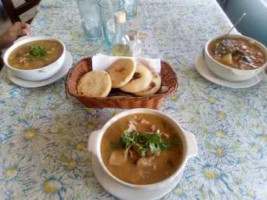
[29,45,47,59]
[120,130,170,157]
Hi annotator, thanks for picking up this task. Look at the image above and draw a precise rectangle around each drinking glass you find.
[98,0,125,47]
[124,0,138,19]
[77,0,102,41]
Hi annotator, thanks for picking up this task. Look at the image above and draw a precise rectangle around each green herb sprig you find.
[29,45,47,59]
[120,131,170,157]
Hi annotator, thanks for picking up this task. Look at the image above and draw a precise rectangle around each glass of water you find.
[77,0,103,41]
[124,0,138,20]
[98,0,125,47]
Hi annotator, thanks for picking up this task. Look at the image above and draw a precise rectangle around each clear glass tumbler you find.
[98,0,125,47]
[77,0,103,41]
[124,0,138,19]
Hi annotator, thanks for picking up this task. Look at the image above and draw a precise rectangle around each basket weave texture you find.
[66,57,178,109]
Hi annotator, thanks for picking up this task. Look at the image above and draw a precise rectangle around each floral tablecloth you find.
[1,0,267,199]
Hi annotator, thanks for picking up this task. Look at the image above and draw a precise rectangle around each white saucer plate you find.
[194,53,266,89]
[7,51,73,88]
[92,155,183,200]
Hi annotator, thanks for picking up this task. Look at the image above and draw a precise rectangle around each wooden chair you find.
[0,0,41,71]
[1,0,41,24]
[0,52,3,70]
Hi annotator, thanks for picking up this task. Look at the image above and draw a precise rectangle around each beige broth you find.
[101,113,183,185]
[8,40,63,70]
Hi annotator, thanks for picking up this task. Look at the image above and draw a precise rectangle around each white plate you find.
[92,155,183,200]
[194,53,265,89]
[7,51,73,88]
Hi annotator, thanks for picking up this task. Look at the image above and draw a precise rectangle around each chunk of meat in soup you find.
[109,150,127,166]
[161,132,170,139]
[127,115,156,132]
[137,157,156,170]
[127,120,137,132]
[137,157,157,179]
[128,149,140,163]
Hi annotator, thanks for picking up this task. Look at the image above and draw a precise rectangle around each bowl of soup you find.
[88,108,198,193]
[204,34,267,81]
[3,36,65,81]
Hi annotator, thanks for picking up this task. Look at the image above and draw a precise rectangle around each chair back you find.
[0,52,3,71]
[1,0,40,24]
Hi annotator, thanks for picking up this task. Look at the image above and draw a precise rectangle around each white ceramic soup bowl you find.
[204,34,267,81]
[3,36,66,81]
[88,108,198,191]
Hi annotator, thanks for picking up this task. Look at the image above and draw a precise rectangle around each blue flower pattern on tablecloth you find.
[0,0,267,199]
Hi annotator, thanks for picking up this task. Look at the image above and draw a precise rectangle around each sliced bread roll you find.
[120,63,152,93]
[77,70,111,97]
[134,71,161,96]
[107,58,136,88]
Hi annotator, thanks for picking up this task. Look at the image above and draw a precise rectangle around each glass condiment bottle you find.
[128,30,142,57]
[112,11,132,56]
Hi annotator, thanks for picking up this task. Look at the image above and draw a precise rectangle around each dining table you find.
[1,0,267,199]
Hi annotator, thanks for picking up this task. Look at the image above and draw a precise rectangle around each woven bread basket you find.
[65,57,178,109]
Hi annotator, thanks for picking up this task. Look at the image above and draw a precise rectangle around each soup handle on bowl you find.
[87,130,100,157]
[183,130,198,159]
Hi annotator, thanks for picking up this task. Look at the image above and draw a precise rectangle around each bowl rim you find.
[93,108,192,189]
[204,34,267,71]
[3,36,66,72]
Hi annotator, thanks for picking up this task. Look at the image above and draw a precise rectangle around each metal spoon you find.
[224,13,246,40]
[215,13,247,54]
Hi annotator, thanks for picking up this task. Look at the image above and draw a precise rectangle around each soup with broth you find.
[8,40,63,70]
[208,37,266,70]
[101,113,184,185]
